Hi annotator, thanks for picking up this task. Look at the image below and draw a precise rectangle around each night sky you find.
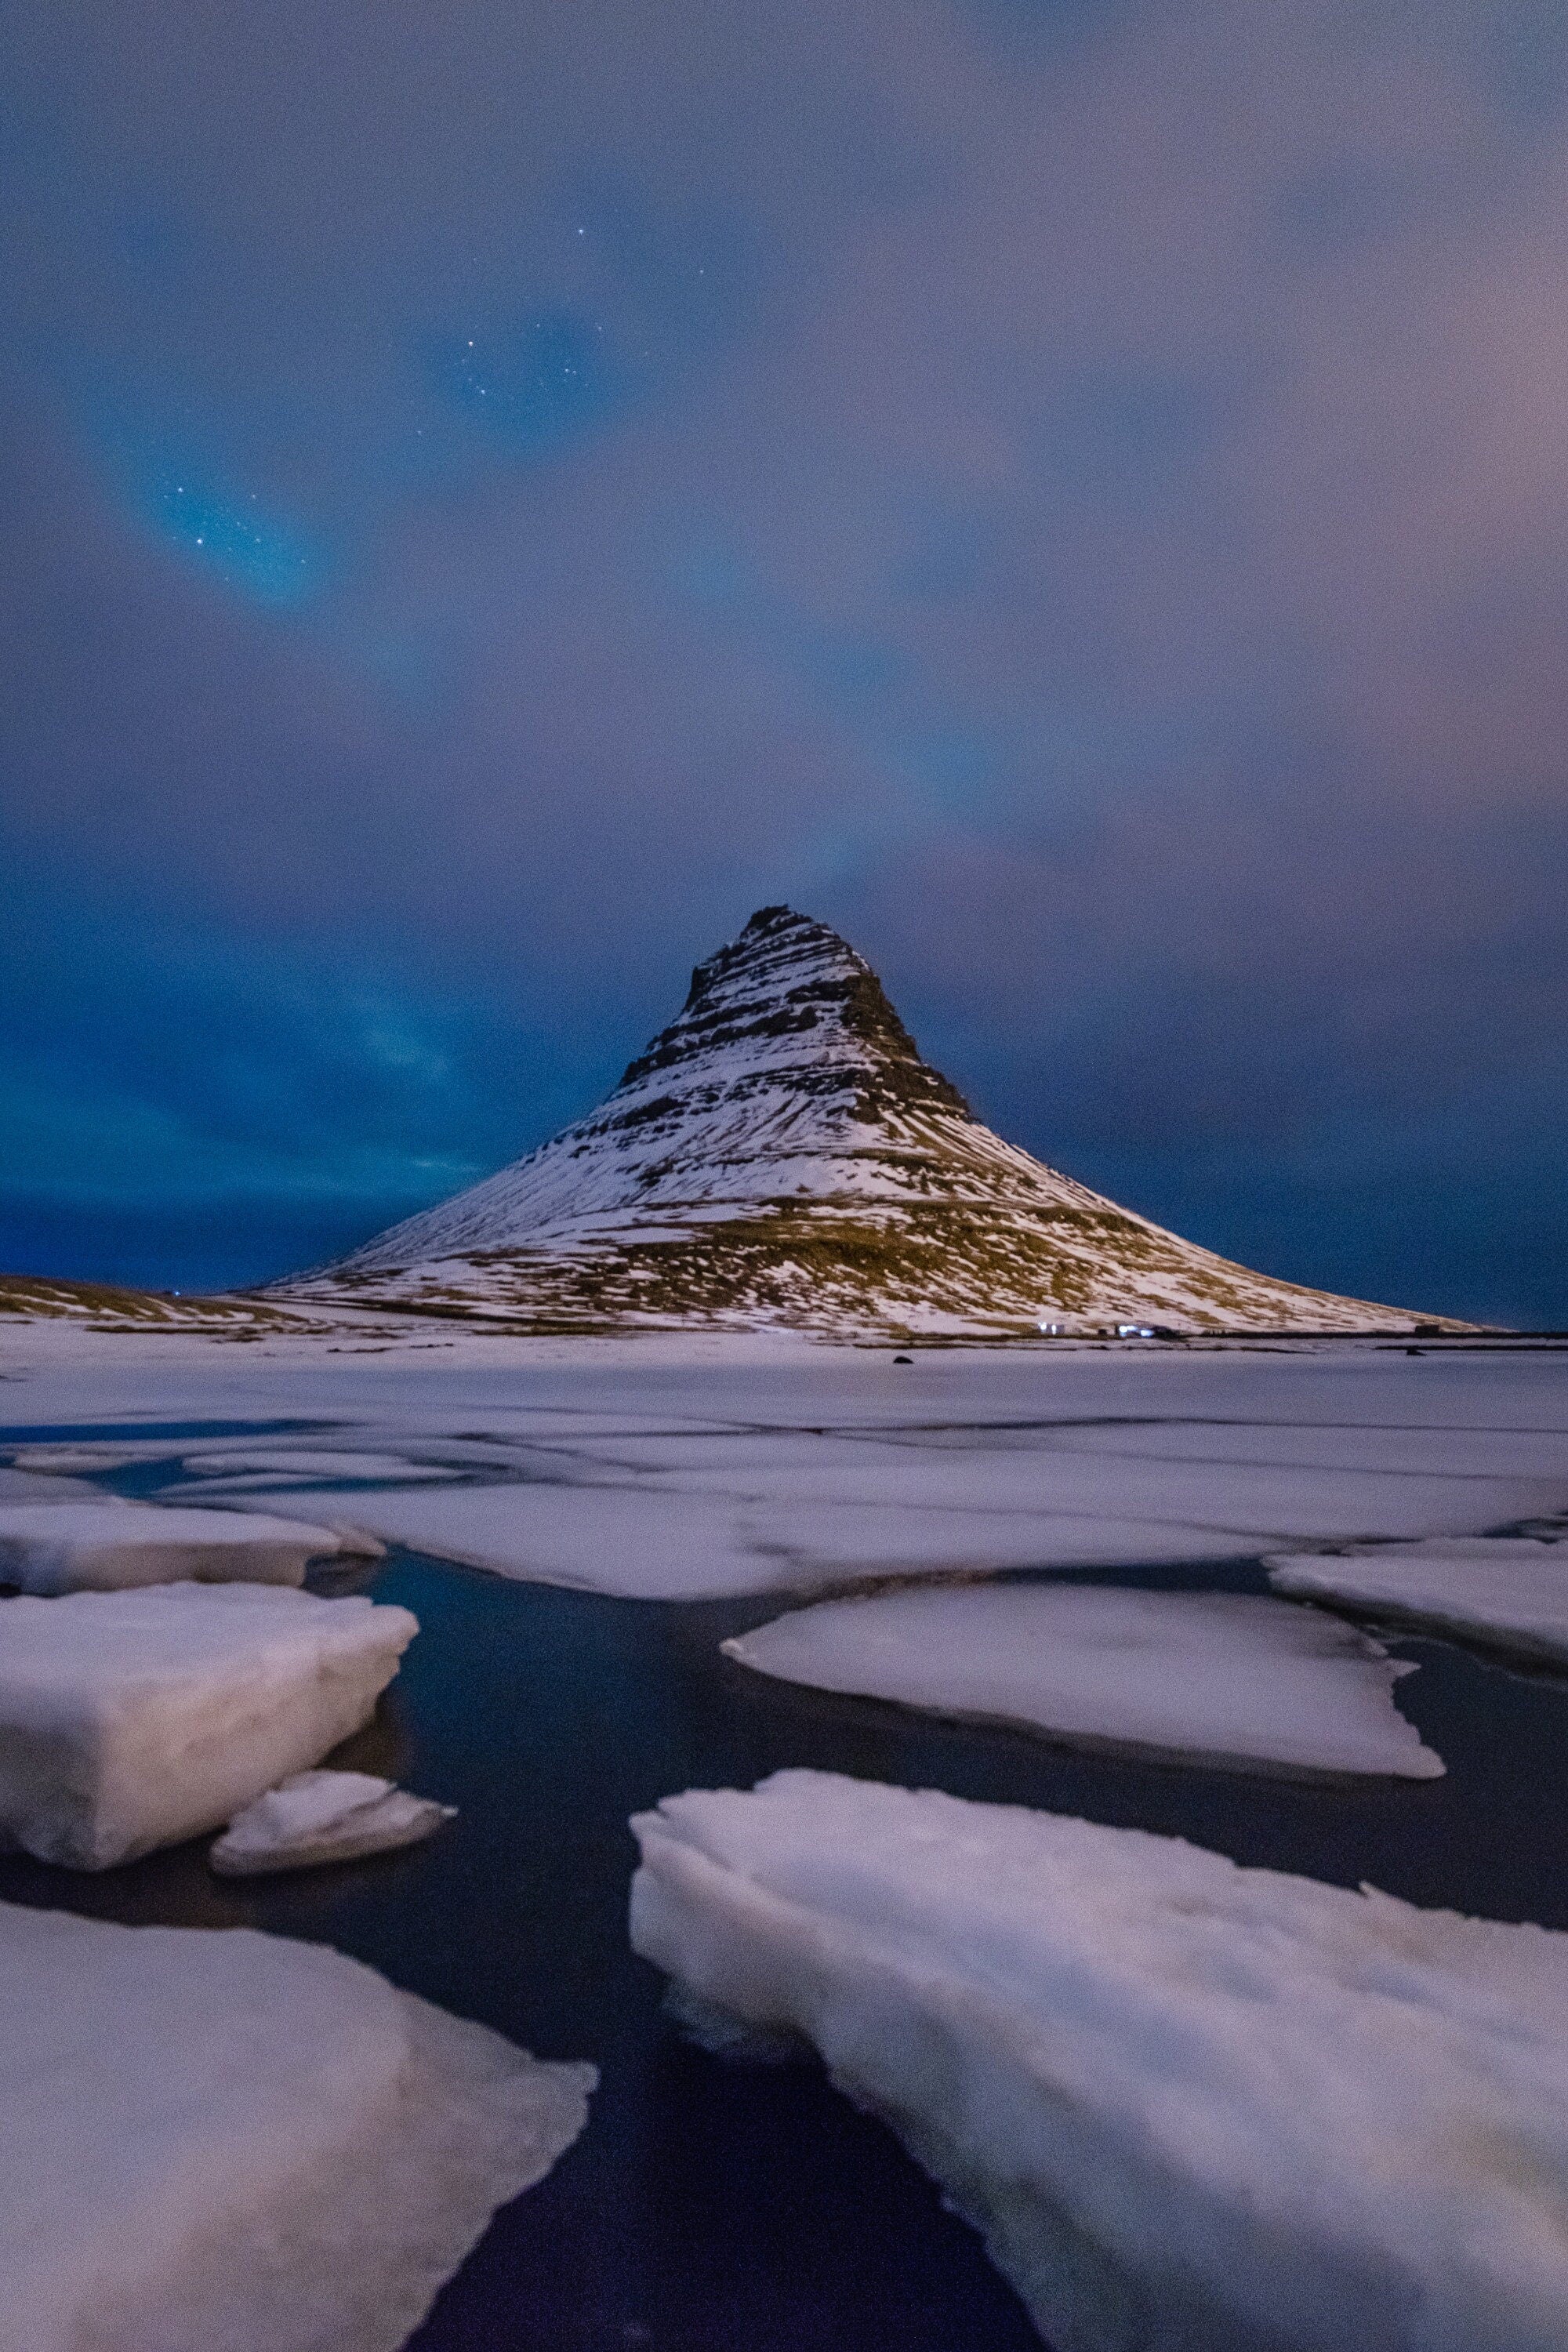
[2,1,1565,1323]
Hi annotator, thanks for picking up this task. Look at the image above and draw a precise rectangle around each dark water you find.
[3,1431,1568,2350]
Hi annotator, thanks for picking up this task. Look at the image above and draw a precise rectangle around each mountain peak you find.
[616,904,970,1119]
[281,907,1454,1337]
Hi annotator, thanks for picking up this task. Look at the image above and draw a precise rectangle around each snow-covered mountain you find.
[278,906,1460,1337]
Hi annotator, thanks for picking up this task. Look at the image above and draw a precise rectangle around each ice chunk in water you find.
[1267,1536,1568,1668]
[181,1448,461,1485]
[722,1583,1443,1777]
[212,1767,455,1875]
[0,1583,417,1867]
[0,1468,118,1504]
[0,1501,348,1595]
[0,1898,593,2352]
[631,1771,1568,2352]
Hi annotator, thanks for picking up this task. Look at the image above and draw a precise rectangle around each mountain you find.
[275,906,1461,1338]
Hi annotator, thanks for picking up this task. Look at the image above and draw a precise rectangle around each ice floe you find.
[181,1448,462,1484]
[0,1501,351,1595]
[0,1583,417,1867]
[1268,1536,1568,1669]
[0,1897,593,2352]
[211,1768,455,1875]
[0,1466,117,1504]
[722,1584,1443,1777]
[630,1770,1568,2352]
[6,1443,177,1472]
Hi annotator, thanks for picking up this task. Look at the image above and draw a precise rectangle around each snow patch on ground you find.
[1268,1536,1568,1668]
[722,1584,1443,1777]
[630,1771,1568,2352]
[0,1583,417,1867]
[0,1899,593,2352]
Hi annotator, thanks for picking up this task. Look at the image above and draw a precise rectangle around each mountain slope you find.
[275,906,1462,1337]
[0,1272,326,1335]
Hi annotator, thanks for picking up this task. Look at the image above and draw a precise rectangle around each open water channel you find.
[2,1420,1566,2350]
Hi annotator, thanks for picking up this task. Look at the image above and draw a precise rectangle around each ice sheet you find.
[293,1432,1567,1598]
[630,1770,1568,2352]
[211,1768,456,1875]
[0,1501,350,1595]
[722,1585,1443,1777]
[0,1898,593,2352]
[288,1474,1283,1598]
[4,1338,1566,1602]
[1268,1537,1568,1668]
[0,1583,418,1867]
[303,1479,978,1600]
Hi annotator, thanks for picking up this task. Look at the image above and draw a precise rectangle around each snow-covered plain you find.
[210,1768,456,1875]
[631,1771,1568,2352]
[0,1499,351,1595]
[0,1898,593,2352]
[0,1583,417,1867]
[2,1326,1563,1602]
[722,1585,1443,1777]
[1268,1536,1568,1669]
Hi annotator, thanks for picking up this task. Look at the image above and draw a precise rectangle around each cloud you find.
[0,858,552,1224]
[0,0,1564,1315]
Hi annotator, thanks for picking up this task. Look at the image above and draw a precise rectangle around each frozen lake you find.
[1,1334,1565,2347]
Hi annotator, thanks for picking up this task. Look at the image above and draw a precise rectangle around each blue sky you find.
[2,0,1565,1320]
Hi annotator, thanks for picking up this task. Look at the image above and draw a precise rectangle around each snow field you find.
[0,1583,417,1867]
[722,1584,1443,1777]
[211,1767,455,1875]
[1267,1537,1568,1668]
[0,1500,351,1595]
[0,1900,593,2352]
[631,1772,1568,2352]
